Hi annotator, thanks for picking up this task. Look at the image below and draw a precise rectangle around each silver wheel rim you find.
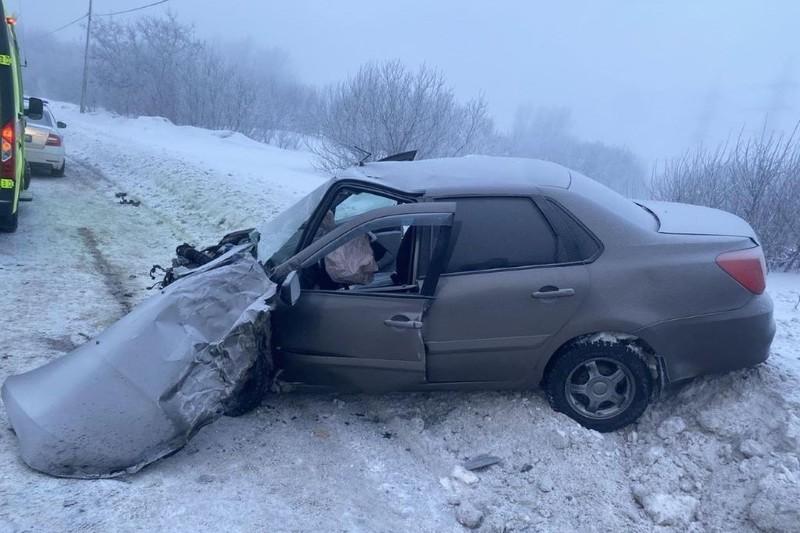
[564,357,635,420]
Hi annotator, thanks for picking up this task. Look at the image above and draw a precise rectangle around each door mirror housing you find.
[279,270,301,306]
[25,97,44,120]
[56,121,67,129]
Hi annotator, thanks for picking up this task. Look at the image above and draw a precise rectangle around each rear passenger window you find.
[444,197,557,273]
[540,199,601,261]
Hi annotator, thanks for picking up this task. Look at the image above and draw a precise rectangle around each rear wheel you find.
[52,161,65,177]
[0,208,19,233]
[545,341,652,432]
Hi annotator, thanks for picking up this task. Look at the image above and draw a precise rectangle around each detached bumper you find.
[637,293,775,383]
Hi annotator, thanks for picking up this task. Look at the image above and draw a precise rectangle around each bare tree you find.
[90,13,316,145]
[311,60,493,170]
[91,13,198,122]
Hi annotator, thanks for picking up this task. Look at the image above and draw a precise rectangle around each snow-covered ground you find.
[60,103,324,245]
[1,104,799,532]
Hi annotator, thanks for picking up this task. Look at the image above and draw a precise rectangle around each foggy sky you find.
[17,0,800,162]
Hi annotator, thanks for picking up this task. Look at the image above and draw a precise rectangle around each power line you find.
[95,0,169,17]
[45,12,89,35]
[45,0,169,36]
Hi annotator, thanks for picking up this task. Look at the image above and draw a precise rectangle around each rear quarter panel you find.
[530,187,757,383]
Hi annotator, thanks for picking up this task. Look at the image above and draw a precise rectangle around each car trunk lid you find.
[637,200,758,242]
[24,124,49,149]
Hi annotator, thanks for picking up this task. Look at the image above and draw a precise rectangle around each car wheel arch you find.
[540,331,663,395]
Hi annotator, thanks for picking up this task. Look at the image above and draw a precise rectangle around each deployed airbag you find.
[324,234,378,285]
[1,249,275,478]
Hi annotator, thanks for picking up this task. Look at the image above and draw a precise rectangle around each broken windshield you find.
[256,179,331,270]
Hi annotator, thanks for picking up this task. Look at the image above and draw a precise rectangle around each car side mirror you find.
[57,121,67,129]
[279,270,301,306]
[25,97,44,120]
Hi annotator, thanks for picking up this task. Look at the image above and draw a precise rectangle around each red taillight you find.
[716,247,766,294]
[1,121,14,178]
[46,133,62,147]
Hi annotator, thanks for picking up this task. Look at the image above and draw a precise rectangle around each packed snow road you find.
[1,105,799,532]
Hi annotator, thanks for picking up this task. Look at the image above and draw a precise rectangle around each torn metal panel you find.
[1,250,275,479]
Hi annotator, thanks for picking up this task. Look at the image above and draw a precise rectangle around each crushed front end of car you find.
[1,241,276,479]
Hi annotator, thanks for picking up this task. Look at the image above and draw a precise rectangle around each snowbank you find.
[53,102,325,243]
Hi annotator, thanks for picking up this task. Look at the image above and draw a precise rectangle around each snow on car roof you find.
[336,155,572,195]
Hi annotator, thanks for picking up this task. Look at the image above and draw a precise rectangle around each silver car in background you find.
[24,99,66,176]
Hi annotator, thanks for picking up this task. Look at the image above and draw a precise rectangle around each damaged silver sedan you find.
[2,155,775,477]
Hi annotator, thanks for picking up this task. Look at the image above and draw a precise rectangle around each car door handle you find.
[532,286,575,299]
[384,315,423,329]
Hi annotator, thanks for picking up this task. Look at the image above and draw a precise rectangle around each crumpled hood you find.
[1,249,275,478]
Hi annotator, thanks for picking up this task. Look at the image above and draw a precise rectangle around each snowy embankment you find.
[56,102,324,244]
[0,104,798,532]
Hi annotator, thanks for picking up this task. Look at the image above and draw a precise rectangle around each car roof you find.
[335,155,573,196]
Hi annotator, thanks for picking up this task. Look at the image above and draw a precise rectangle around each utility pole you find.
[79,0,93,113]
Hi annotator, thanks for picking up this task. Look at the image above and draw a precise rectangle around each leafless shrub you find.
[258,130,305,151]
[652,123,800,270]
[310,60,494,170]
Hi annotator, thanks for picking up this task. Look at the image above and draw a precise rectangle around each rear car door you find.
[422,196,595,385]
[272,202,455,391]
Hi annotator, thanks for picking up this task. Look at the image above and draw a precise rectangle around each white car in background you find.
[24,100,66,176]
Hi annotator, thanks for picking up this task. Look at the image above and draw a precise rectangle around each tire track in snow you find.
[76,226,133,314]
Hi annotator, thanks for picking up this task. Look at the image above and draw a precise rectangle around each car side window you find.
[539,198,601,261]
[292,207,454,295]
[300,224,417,292]
[443,197,558,273]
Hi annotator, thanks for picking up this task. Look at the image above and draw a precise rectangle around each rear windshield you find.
[570,172,657,230]
[28,109,53,127]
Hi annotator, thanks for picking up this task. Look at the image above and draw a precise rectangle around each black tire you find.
[23,163,31,190]
[0,208,18,233]
[545,340,652,432]
[52,161,65,177]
